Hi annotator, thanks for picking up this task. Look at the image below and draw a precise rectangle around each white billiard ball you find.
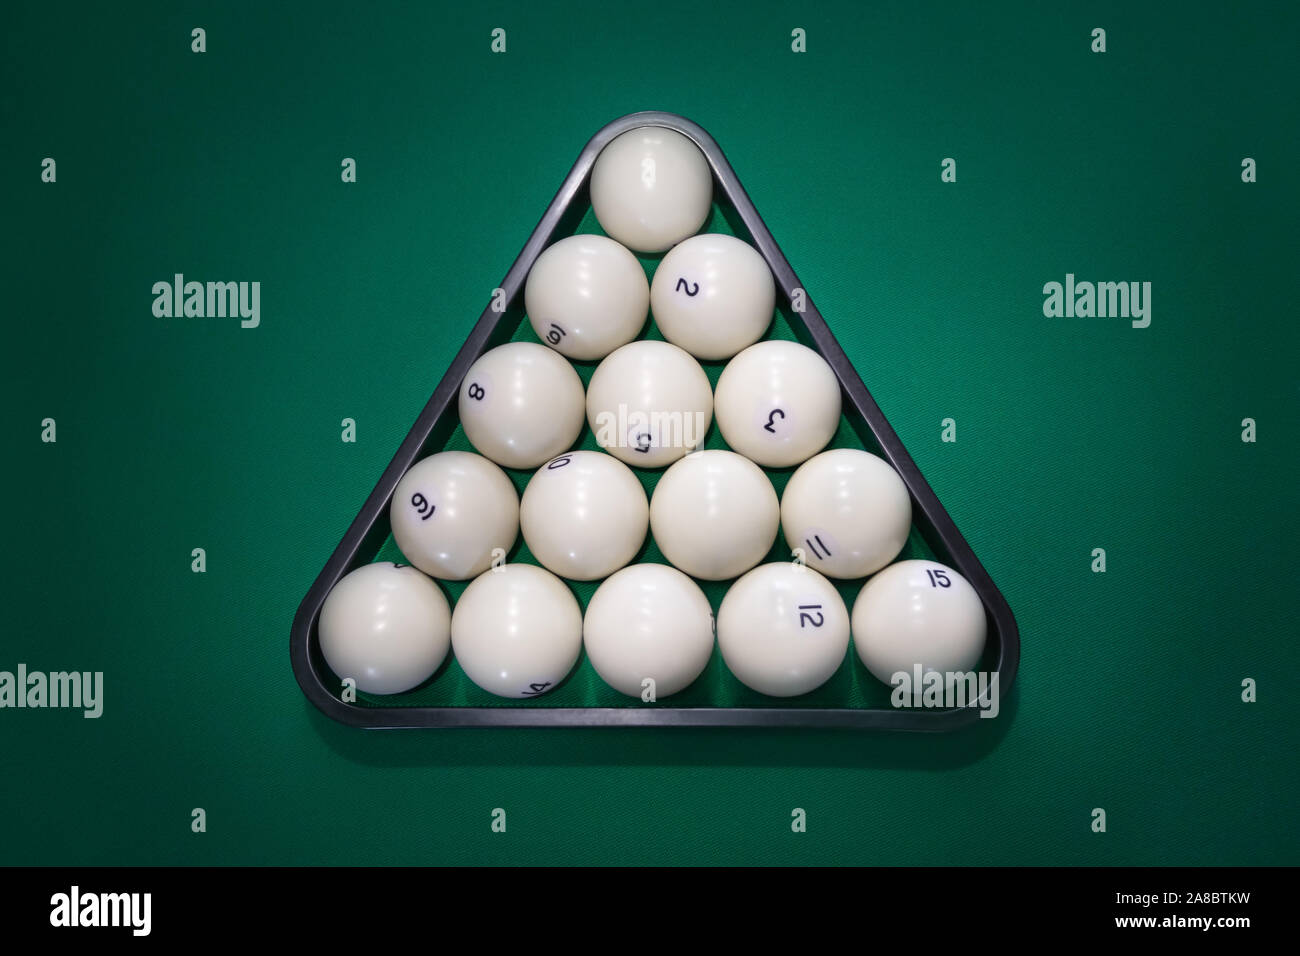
[717,562,850,697]
[459,342,586,470]
[583,563,715,698]
[649,449,779,580]
[713,340,841,468]
[649,234,775,360]
[852,560,987,686]
[525,235,650,361]
[318,562,450,695]
[780,449,912,579]
[590,126,712,253]
[520,451,649,581]
[450,564,582,699]
[586,340,713,468]
[390,451,519,580]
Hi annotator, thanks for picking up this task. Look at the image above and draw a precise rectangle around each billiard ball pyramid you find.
[291,112,1020,730]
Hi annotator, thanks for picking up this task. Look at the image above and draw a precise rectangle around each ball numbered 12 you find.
[717,562,850,697]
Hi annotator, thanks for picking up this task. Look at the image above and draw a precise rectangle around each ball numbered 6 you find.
[525,235,649,361]
[459,342,586,470]
[714,341,841,468]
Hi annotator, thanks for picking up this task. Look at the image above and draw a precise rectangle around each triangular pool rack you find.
[291,111,1020,731]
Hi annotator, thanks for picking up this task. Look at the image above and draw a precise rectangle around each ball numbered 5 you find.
[717,562,850,697]
[391,451,519,580]
[520,451,649,581]
[714,340,841,468]
[586,340,713,468]
[459,342,586,470]
[649,234,775,360]
[525,235,649,361]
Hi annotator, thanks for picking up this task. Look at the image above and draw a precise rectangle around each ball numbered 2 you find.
[650,234,775,360]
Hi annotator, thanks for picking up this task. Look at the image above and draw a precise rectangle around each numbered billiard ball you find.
[520,451,649,581]
[590,126,713,253]
[780,449,912,579]
[390,451,519,580]
[450,563,583,699]
[318,562,450,696]
[459,342,586,470]
[717,562,850,697]
[713,340,841,468]
[586,340,713,468]
[649,449,779,580]
[852,560,987,686]
[525,234,650,361]
[583,563,715,699]
[649,234,775,360]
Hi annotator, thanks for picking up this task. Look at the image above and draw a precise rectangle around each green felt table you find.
[2,0,1296,866]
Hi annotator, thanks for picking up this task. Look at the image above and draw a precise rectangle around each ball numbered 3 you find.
[781,449,911,579]
[391,451,519,580]
[525,235,649,361]
[520,451,649,581]
[714,340,841,468]
[852,560,987,687]
[318,562,451,696]
[650,234,775,360]
[459,342,585,470]
[717,562,850,697]
[451,564,583,699]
